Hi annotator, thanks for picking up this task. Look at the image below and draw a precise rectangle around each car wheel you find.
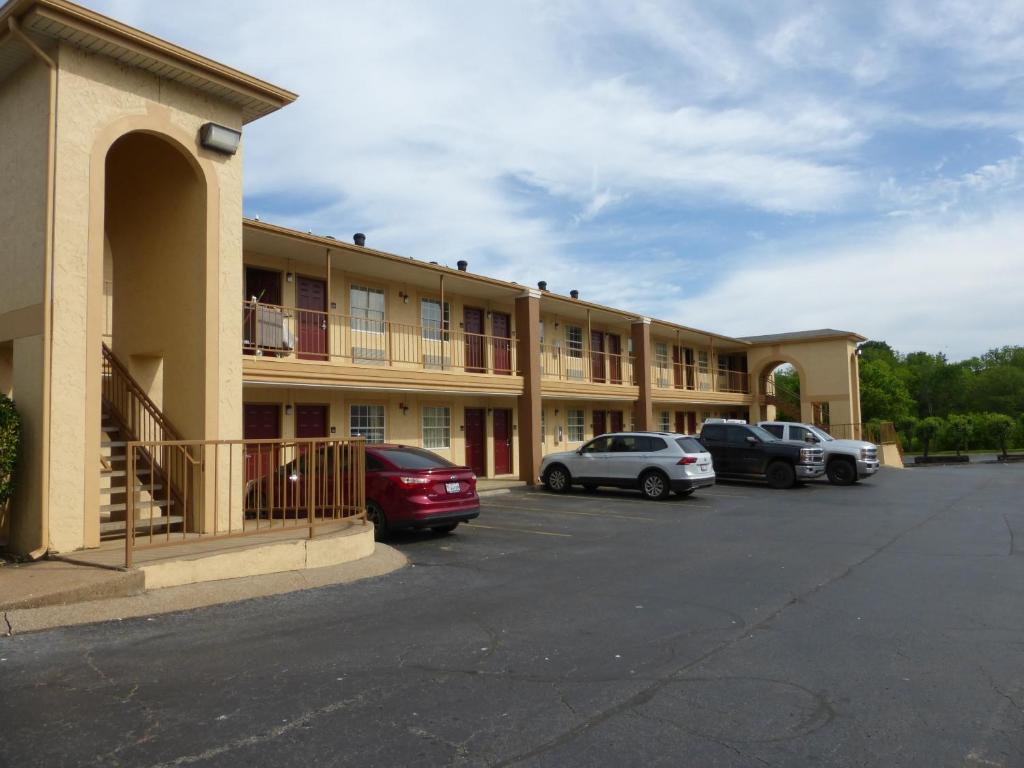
[640,470,670,500]
[431,523,459,535]
[827,459,857,486]
[544,465,571,493]
[366,500,388,541]
[674,488,695,498]
[766,461,796,489]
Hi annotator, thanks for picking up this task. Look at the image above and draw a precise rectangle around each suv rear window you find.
[377,447,455,469]
[675,437,705,453]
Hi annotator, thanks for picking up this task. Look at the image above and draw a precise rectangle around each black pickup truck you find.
[699,421,825,489]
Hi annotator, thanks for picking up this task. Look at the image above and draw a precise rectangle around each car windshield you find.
[378,447,455,470]
[808,425,835,442]
[749,425,780,442]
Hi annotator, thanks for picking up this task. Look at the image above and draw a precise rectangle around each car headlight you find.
[799,448,817,463]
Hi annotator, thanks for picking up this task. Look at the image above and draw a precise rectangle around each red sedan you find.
[365,445,479,538]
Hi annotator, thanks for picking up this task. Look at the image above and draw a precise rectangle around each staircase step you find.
[100,514,185,535]
[101,469,152,479]
[100,483,163,496]
[100,499,173,514]
[101,440,128,449]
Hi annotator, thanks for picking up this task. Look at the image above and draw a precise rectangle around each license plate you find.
[699,463,709,471]
[445,482,461,494]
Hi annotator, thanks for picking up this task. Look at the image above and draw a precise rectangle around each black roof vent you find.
[353,233,366,246]
[457,260,468,271]
[570,289,579,299]
[538,281,547,291]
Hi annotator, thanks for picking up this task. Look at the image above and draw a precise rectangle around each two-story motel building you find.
[0,0,864,558]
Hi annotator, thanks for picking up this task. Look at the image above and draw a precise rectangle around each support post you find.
[515,290,542,485]
[631,318,653,431]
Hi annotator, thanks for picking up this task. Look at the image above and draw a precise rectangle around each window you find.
[658,411,670,432]
[812,401,831,427]
[701,424,725,442]
[422,406,451,449]
[350,404,385,443]
[583,436,613,453]
[655,342,669,386]
[350,285,385,334]
[726,426,752,445]
[568,409,585,442]
[790,425,814,443]
[675,437,705,453]
[565,326,583,358]
[377,447,454,469]
[420,298,450,341]
[762,424,785,439]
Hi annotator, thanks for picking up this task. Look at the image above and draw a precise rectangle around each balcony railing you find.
[243,301,517,375]
[540,343,635,385]
[650,362,751,394]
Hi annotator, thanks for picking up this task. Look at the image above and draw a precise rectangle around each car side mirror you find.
[745,435,758,445]
[804,434,819,443]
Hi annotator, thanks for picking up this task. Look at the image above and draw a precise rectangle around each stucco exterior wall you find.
[42,42,244,552]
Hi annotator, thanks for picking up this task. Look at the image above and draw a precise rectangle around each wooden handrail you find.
[101,343,183,442]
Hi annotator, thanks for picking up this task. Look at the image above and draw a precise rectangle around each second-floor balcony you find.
[651,362,751,395]
[540,343,635,386]
[243,301,517,377]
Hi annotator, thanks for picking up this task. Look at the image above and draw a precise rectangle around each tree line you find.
[857,342,1023,455]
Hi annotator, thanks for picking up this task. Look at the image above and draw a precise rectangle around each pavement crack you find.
[2,611,11,637]
[1003,513,1016,556]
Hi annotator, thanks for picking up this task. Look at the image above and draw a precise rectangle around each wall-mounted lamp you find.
[284,404,293,416]
[398,291,409,304]
[459,425,465,431]
[199,122,241,155]
[286,272,294,283]
[399,402,409,415]
[554,408,559,415]
[330,426,337,434]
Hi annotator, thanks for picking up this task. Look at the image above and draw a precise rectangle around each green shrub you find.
[944,414,972,456]
[984,413,1015,458]
[0,394,19,506]
[917,416,944,458]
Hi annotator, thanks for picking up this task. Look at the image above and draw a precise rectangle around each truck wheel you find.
[827,458,857,486]
[640,470,670,500]
[766,461,796,489]
[544,465,571,493]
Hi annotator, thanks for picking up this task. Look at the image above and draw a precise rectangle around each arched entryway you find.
[749,356,808,424]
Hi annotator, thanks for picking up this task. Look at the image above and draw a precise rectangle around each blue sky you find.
[93,0,1024,360]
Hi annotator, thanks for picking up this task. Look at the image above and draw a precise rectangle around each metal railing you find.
[540,343,635,385]
[243,301,517,375]
[101,343,183,444]
[124,437,366,567]
[650,362,751,394]
[821,422,897,444]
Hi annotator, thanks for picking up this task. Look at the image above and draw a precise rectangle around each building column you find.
[515,290,542,484]
[631,317,653,431]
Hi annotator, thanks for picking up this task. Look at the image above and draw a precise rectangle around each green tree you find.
[859,359,914,422]
[982,413,1015,458]
[895,415,918,452]
[944,414,972,456]
[917,416,943,459]
[0,394,20,508]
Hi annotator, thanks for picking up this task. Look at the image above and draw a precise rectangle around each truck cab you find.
[757,421,879,485]
[699,420,825,489]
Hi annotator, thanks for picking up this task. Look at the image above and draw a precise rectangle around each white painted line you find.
[468,523,572,538]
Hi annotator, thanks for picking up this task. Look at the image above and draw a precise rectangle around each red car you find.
[365,445,479,538]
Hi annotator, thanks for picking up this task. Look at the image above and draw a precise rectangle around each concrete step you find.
[100,483,163,496]
[100,498,173,515]
[101,468,152,479]
[100,514,185,536]
[101,440,128,449]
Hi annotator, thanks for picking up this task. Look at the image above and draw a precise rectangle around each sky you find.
[91,0,1024,361]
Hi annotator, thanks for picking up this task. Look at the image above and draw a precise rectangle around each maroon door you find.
[590,331,605,382]
[493,409,512,475]
[608,335,622,384]
[672,345,683,388]
[295,404,328,438]
[243,268,283,354]
[296,276,327,360]
[674,412,687,435]
[465,408,486,476]
[684,348,696,389]
[686,412,698,434]
[609,410,623,433]
[592,410,607,437]
[491,312,511,374]
[464,307,485,372]
[244,403,280,484]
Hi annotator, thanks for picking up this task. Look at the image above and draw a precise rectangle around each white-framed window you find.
[420,298,450,341]
[568,409,585,442]
[350,404,385,443]
[698,350,710,373]
[659,411,670,432]
[350,285,385,334]
[422,406,451,449]
[565,325,583,358]
[655,342,670,386]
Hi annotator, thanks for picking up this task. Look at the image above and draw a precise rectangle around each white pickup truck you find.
[757,421,880,485]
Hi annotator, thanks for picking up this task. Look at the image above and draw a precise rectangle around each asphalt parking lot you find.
[2,464,1023,767]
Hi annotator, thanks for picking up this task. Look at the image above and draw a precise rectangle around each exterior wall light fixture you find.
[284,404,293,416]
[398,291,409,304]
[199,122,242,155]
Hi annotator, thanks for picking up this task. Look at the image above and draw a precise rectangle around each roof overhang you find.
[0,0,296,123]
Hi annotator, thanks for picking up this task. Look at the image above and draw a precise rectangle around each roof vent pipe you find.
[570,289,579,299]
[353,233,366,246]
[457,260,468,271]
[537,281,547,291]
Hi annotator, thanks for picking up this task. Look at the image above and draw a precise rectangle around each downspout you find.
[9,17,56,559]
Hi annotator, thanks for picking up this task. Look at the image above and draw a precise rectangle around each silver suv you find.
[541,432,715,500]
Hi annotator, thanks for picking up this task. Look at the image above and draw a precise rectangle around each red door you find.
[674,412,686,435]
[591,331,605,382]
[672,345,683,389]
[684,348,696,389]
[297,276,327,360]
[465,408,486,476]
[686,412,698,434]
[244,403,280,485]
[592,410,607,437]
[295,404,328,438]
[493,409,512,475]
[491,312,511,375]
[609,410,623,433]
[464,307,485,372]
[608,335,622,384]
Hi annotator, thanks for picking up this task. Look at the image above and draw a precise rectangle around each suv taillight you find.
[677,456,697,465]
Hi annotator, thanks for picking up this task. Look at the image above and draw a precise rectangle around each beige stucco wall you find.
[41,42,244,552]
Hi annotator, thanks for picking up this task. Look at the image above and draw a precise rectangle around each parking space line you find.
[467,523,572,537]
[487,503,659,522]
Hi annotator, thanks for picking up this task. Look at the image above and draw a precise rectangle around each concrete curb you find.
[2,545,408,637]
